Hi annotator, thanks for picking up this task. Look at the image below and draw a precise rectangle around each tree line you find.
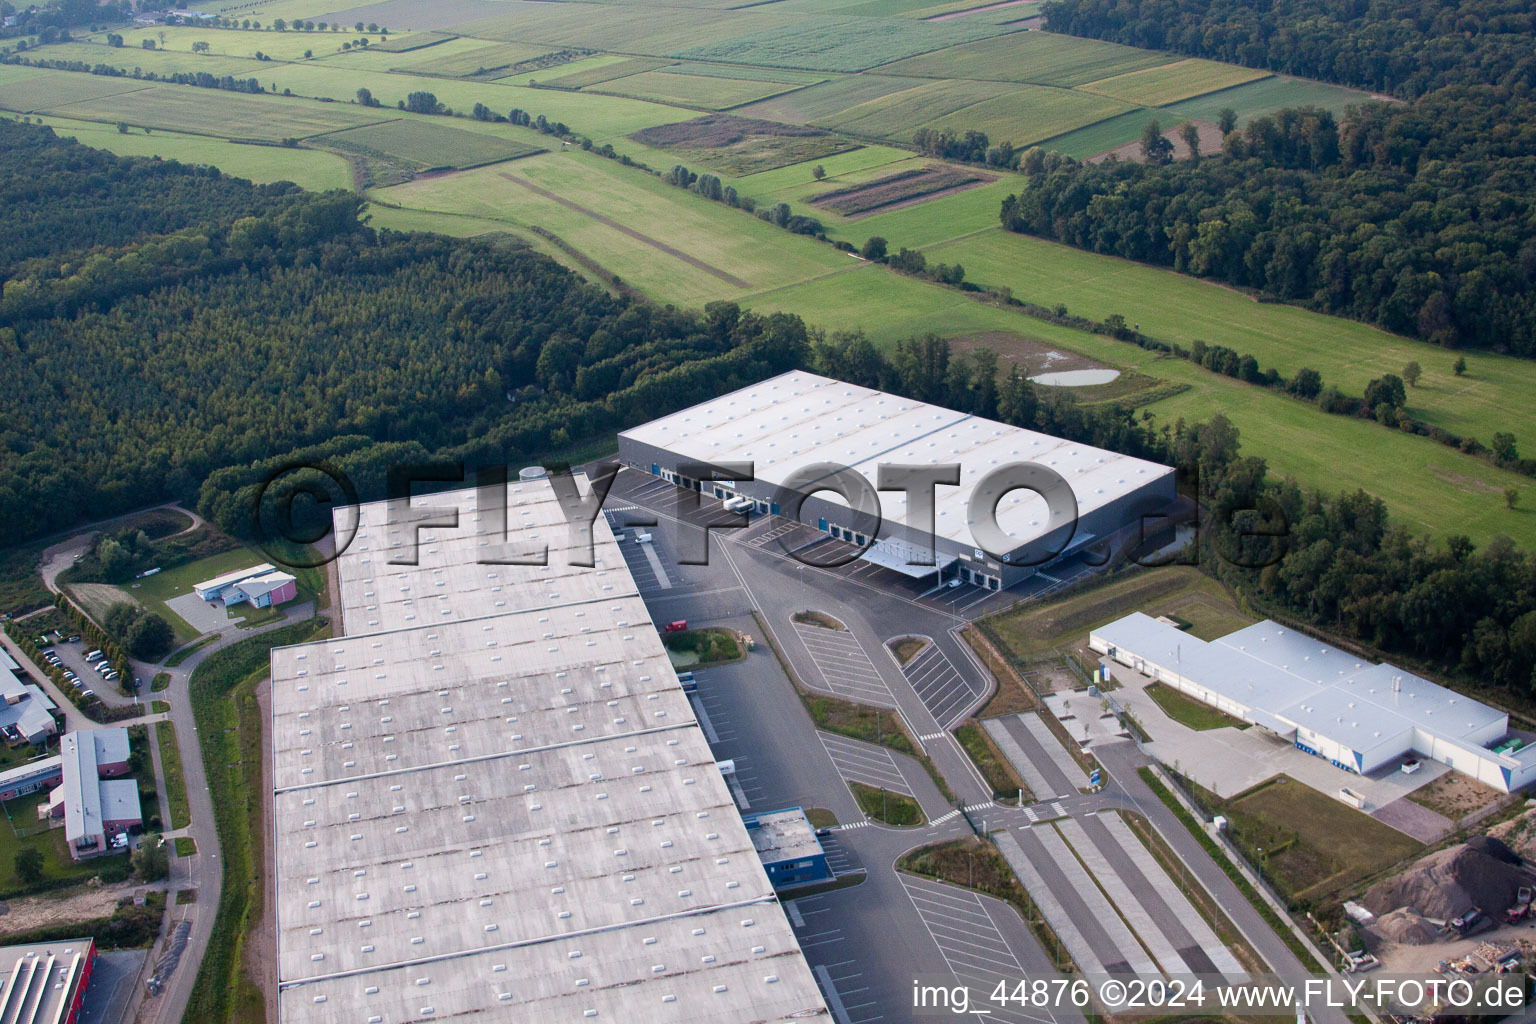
[999,92,1536,355]
[1041,0,1536,98]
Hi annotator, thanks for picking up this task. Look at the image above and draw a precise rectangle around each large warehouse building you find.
[1091,613,1536,792]
[618,371,1176,590]
[268,476,827,1023]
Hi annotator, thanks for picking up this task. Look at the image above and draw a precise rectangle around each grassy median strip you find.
[156,720,191,831]
[183,618,327,1024]
[849,780,924,826]
[955,719,1028,803]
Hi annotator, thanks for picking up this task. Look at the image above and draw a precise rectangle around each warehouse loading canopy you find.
[861,540,956,578]
[1245,707,1297,740]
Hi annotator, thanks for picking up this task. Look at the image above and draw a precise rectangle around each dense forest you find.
[1042,0,1536,97]
[0,121,807,544]
[1011,0,1536,355]
[0,119,302,277]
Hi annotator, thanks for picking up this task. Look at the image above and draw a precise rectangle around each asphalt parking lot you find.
[792,619,896,706]
[899,641,983,728]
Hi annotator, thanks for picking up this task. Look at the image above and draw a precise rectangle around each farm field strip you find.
[587,68,805,109]
[39,81,396,139]
[317,118,544,168]
[919,84,1134,145]
[535,56,671,88]
[36,114,354,189]
[879,29,1173,85]
[394,40,555,77]
[1077,58,1270,106]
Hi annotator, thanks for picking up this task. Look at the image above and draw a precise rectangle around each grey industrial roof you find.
[331,481,631,635]
[195,562,276,595]
[56,732,102,844]
[620,370,1173,550]
[1092,613,1511,757]
[99,778,140,824]
[92,727,130,767]
[748,809,823,866]
[0,685,56,743]
[273,479,826,1024]
[0,939,95,1024]
[0,756,61,791]
[239,570,297,601]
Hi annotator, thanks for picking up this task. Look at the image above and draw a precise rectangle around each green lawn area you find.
[119,547,268,644]
[956,721,1027,801]
[1218,776,1423,901]
[1144,682,1250,731]
[922,228,1536,449]
[175,837,197,857]
[316,119,542,170]
[0,791,122,895]
[156,721,191,831]
[151,672,172,692]
[849,780,924,825]
[165,635,219,668]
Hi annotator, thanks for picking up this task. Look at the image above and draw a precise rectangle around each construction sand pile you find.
[1363,840,1526,920]
[1374,907,1439,945]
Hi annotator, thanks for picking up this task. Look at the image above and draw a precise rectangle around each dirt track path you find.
[498,171,751,288]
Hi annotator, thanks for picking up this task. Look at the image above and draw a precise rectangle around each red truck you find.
[663,620,687,633]
[1506,888,1532,924]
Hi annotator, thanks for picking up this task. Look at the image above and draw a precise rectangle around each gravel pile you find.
[1363,841,1525,920]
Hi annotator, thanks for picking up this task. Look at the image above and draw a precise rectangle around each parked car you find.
[80,689,95,699]
[65,635,79,643]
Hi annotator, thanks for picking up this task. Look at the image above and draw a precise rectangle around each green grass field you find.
[664,62,830,86]
[589,68,800,109]
[918,85,1133,146]
[671,17,1008,72]
[1145,682,1251,731]
[1037,106,1168,157]
[739,73,930,123]
[37,79,392,140]
[80,24,367,61]
[979,566,1248,661]
[881,30,1174,86]
[534,55,669,88]
[1221,776,1421,900]
[35,41,261,77]
[1163,74,1377,126]
[742,259,1536,547]
[0,791,114,893]
[316,118,542,168]
[0,68,154,112]
[1078,58,1269,106]
[374,148,849,301]
[921,228,1536,447]
[366,31,457,53]
[35,115,352,189]
[815,77,1011,136]
[398,41,553,77]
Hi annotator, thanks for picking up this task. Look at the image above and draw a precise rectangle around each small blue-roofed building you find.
[742,807,831,889]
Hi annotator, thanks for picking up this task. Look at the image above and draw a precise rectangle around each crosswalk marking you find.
[964,802,992,813]
[919,731,946,742]
[1050,801,1065,817]
[839,820,871,830]
[929,809,961,826]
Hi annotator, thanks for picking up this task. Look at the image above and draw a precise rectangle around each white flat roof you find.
[620,370,1172,551]
[58,733,101,843]
[195,562,275,594]
[274,478,825,1024]
[1093,613,1510,757]
[99,778,140,823]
